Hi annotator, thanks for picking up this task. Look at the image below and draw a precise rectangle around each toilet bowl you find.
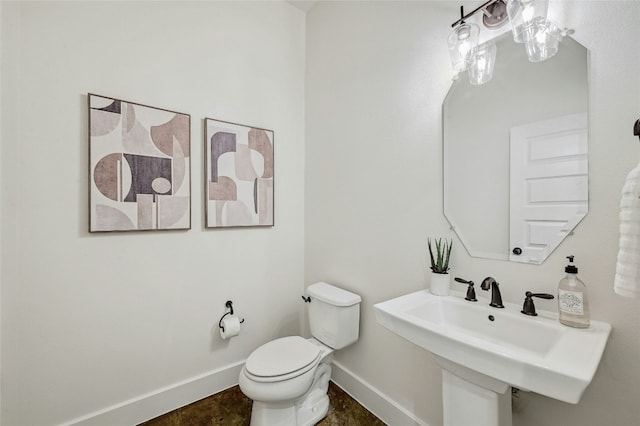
[239,336,334,426]
[239,282,361,426]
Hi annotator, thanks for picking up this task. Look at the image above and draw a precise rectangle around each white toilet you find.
[239,282,361,426]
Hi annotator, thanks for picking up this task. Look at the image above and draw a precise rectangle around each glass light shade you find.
[466,42,497,85]
[506,0,549,43]
[448,22,480,75]
[523,18,561,62]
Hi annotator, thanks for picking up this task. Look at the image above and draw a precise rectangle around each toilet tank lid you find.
[307,282,361,307]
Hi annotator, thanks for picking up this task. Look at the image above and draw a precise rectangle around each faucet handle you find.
[454,277,478,302]
[521,291,555,316]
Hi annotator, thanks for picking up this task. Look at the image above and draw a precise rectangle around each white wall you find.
[0,0,3,419]
[306,1,640,426]
[0,1,305,425]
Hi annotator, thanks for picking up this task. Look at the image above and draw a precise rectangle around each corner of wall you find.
[0,0,4,421]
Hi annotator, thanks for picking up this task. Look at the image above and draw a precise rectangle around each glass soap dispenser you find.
[558,255,590,328]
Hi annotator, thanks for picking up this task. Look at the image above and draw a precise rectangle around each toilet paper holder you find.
[218,300,245,332]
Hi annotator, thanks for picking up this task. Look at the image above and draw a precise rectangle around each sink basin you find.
[374,290,611,404]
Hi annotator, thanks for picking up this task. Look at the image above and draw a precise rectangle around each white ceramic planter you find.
[430,272,450,296]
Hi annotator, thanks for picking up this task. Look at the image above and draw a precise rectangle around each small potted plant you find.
[428,237,453,296]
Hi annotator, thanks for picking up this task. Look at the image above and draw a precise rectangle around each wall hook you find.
[218,300,245,332]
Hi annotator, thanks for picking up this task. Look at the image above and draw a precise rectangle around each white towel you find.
[614,162,640,298]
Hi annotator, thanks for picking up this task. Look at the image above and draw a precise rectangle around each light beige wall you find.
[305,1,640,425]
[0,1,3,419]
[1,2,305,425]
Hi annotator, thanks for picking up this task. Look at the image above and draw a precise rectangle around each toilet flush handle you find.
[301,295,311,303]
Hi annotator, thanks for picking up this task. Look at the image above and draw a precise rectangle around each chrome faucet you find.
[481,277,504,308]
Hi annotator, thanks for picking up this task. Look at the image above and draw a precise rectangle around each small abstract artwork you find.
[205,118,274,228]
[88,94,191,232]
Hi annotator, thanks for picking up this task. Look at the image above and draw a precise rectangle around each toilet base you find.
[250,401,296,426]
[249,363,332,426]
[294,387,330,426]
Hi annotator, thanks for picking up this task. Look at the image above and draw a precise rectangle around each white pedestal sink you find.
[374,290,611,426]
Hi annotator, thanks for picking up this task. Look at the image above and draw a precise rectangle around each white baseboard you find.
[59,359,428,426]
[331,360,430,426]
[60,361,245,426]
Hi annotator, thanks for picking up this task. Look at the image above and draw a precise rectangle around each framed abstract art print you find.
[88,94,191,232]
[204,118,274,228]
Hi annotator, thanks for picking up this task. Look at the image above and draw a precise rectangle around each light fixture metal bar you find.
[451,0,500,27]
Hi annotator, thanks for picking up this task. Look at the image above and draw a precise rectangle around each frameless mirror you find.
[443,33,588,264]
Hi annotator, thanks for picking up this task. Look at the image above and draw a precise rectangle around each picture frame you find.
[204,118,274,228]
[88,94,191,232]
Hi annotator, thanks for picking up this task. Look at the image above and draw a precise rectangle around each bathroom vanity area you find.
[374,290,611,426]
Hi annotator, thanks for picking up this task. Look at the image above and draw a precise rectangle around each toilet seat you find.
[245,336,321,383]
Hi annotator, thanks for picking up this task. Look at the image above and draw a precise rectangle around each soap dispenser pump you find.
[558,255,590,328]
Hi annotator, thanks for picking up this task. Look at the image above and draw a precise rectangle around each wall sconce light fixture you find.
[448,0,564,84]
[448,19,480,75]
[466,41,497,85]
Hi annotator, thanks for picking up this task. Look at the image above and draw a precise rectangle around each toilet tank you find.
[306,282,361,350]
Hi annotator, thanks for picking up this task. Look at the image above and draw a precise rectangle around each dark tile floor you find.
[140,381,386,426]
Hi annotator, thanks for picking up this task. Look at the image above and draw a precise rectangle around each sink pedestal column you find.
[442,370,512,426]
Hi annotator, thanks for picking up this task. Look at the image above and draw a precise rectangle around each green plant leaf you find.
[428,237,452,273]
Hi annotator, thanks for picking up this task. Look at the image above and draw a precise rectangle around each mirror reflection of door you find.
[509,113,588,264]
[443,33,589,264]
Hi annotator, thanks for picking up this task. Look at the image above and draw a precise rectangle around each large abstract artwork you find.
[89,94,191,232]
[205,118,274,228]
